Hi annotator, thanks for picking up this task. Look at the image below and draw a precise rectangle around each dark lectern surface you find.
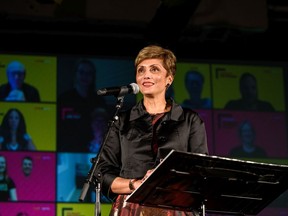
[126,150,288,215]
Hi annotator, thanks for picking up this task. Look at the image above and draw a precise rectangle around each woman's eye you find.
[137,68,144,74]
[150,67,159,73]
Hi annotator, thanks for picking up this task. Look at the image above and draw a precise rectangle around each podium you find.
[126,150,288,215]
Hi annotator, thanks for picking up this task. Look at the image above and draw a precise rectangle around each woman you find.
[98,45,208,215]
[0,155,17,201]
[0,108,36,151]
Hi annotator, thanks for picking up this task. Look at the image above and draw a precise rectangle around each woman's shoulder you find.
[173,101,199,116]
[23,133,32,141]
[180,106,204,122]
[7,177,16,186]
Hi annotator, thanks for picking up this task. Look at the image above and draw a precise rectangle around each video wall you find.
[0,53,287,216]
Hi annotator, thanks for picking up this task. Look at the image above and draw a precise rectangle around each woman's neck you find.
[10,130,17,139]
[143,97,170,115]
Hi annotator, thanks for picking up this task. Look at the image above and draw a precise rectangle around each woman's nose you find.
[143,71,151,79]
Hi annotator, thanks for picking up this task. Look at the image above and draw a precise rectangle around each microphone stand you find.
[79,95,125,216]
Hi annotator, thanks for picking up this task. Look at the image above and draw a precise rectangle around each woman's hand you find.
[142,169,154,182]
[110,169,155,194]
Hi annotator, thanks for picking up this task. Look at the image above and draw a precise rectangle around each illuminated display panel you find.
[174,62,212,109]
[56,56,135,153]
[57,153,112,203]
[213,110,287,159]
[0,151,56,202]
[0,54,57,103]
[57,203,112,216]
[211,64,285,111]
[57,56,136,109]
[0,202,55,216]
[0,102,56,151]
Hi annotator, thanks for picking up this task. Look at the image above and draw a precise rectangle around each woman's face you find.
[8,110,20,130]
[136,58,172,98]
[0,156,6,173]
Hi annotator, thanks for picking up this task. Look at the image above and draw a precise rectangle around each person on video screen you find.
[0,61,40,102]
[0,155,17,201]
[224,73,275,112]
[229,120,267,158]
[17,155,37,201]
[0,108,36,151]
[22,156,33,177]
[181,70,212,109]
[97,45,208,215]
[57,59,107,152]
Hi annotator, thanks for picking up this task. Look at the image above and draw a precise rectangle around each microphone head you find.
[130,83,140,95]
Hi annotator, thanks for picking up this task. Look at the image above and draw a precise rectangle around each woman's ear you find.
[168,76,174,85]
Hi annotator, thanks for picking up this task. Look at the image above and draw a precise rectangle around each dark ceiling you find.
[1,0,288,62]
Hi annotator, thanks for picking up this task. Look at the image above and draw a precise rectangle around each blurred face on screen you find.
[239,122,255,145]
[240,75,258,103]
[76,62,95,89]
[6,61,26,90]
[185,71,203,100]
[0,156,7,173]
[22,158,33,177]
[8,110,20,131]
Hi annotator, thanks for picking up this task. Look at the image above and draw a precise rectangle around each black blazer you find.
[98,99,208,199]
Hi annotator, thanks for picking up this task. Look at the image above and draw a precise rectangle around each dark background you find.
[1,0,288,62]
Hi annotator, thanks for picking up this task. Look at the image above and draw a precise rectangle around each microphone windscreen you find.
[130,83,140,94]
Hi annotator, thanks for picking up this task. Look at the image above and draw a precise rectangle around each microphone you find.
[97,83,139,97]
